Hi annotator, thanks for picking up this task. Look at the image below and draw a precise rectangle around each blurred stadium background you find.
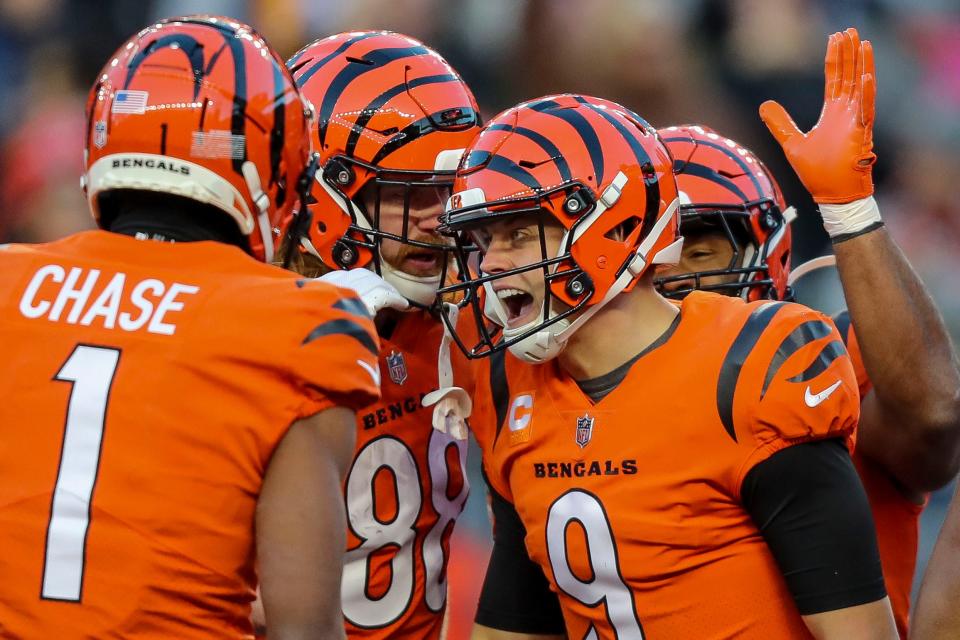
[2,0,957,636]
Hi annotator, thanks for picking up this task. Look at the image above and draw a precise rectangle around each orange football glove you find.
[759,27,877,204]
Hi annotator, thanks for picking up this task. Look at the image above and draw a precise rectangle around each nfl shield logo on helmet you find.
[575,413,594,448]
[93,121,107,149]
[386,351,408,385]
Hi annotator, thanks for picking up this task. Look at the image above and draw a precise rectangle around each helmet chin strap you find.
[737,243,758,296]
[482,281,509,326]
[378,255,441,307]
[242,160,274,263]
[500,197,681,364]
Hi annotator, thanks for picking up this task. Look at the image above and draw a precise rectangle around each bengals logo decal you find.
[450,193,463,210]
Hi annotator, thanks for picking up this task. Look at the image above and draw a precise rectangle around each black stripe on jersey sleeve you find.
[832,310,852,346]
[475,472,566,634]
[302,319,378,356]
[333,296,372,319]
[761,320,835,398]
[787,340,847,383]
[490,350,511,448]
[717,302,787,442]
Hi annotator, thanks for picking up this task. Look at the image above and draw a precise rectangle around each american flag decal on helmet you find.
[112,90,149,114]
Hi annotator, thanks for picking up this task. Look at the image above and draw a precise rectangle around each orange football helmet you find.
[656,125,795,300]
[288,31,481,306]
[438,94,681,363]
[83,15,314,263]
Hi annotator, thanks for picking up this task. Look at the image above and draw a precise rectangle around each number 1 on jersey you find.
[42,345,120,602]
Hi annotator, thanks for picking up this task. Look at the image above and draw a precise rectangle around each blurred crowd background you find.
[2,0,957,636]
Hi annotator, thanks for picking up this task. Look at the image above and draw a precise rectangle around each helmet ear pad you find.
[298,157,374,269]
[560,177,678,306]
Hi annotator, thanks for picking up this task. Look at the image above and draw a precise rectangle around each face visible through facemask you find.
[359,182,451,278]
[655,229,742,295]
[471,213,567,331]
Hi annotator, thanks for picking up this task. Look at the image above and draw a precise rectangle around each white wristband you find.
[819,196,883,238]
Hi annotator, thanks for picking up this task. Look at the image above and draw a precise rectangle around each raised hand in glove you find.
[760,27,881,239]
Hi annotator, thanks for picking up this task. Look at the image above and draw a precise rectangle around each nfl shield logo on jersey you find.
[575,413,594,448]
[386,350,408,385]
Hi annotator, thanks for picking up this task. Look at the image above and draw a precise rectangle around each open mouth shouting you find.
[494,285,538,329]
[400,249,443,275]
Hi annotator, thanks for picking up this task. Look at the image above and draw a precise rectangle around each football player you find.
[0,16,381,640]
[656,29,960,638]
[279,31,482,640]
[437,93,898,638]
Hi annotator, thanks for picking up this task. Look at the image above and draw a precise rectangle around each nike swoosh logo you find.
[357,359,381,387]
[804,380,843,407]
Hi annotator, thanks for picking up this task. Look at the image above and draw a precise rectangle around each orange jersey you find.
[833,310,923,639]
[342,310,473,639]
[471,292,860,639]
[0,231,379,639]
